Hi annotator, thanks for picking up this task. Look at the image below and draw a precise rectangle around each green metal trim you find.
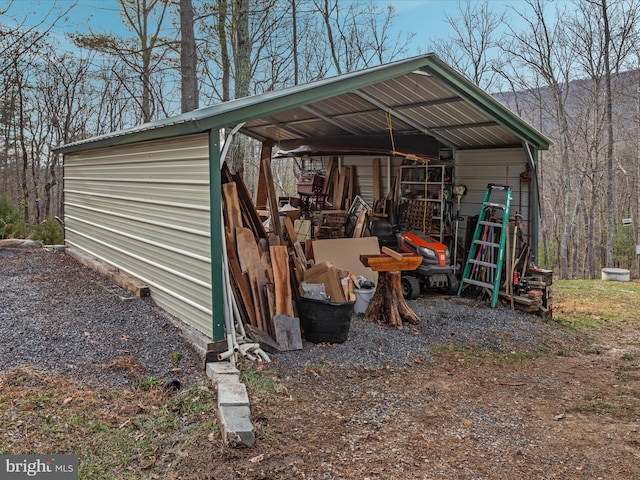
[531,148,540,262]
[209,129,225,342]
[53,55,442,154]
[421,58,552,151]
[54,53,551,156]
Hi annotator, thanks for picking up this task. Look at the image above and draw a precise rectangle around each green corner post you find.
[209,129,225,342]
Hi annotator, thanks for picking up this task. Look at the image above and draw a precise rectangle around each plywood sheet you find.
[311,237,380,284]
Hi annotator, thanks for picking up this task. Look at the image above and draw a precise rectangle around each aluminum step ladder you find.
[457,184,512,308]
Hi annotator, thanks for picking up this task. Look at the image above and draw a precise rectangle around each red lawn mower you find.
[369,219,459,299]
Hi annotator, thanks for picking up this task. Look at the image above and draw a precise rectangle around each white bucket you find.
[354,287,375,313]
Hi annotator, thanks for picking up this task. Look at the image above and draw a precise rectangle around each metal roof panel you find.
[55,54,551,155]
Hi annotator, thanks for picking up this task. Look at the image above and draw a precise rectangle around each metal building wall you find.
[340,155,402,208]
[332,150,532,260]
[63,133,213,336]
[454,148,532,253]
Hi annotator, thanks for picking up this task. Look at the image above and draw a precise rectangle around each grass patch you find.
[0,368,218,479]
[431,344,541,367]
[29,391,54,409]
[139,376,159,390]
[168,350,182,366]
[239,365,281,399]
[573,399,617,414]
[553,280,640,332]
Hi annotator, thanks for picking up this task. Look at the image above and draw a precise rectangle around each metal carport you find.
[54,53,551,343]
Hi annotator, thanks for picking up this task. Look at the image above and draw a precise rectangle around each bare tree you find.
[71,0,172,123]
[37,49,96,217]
[502,0,580,278]
[430,0,507,92]
[311,0,413,74]
[585,0,640,268]
[0,1,75,76]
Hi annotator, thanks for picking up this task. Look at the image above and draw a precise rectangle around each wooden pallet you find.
[498,292,542,312]
[399,200,434,233]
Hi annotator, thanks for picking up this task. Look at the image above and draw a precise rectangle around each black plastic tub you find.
[298,297,355,343]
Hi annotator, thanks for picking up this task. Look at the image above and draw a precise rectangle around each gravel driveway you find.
[0,246,206,388]
[1,245,570,387]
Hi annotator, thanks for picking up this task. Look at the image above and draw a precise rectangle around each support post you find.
[209,129,225,342]
[260,140,282,241]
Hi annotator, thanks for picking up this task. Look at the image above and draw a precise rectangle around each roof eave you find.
[53,53,552,155]
[421,57,552,151]
[54,55,439,155]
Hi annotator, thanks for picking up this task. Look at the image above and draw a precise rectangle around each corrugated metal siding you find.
[64,133,213,336]
[319,150,531,262]
[340,156,399,207]
[454,148,531,253]
[242,73,526,148]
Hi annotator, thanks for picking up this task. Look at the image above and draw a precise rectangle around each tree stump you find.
[364,271,420,328]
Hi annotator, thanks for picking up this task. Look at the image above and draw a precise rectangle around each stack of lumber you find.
[300,261,358,303]
[322,157,357,211]
[222,163,308,351]
[498,291,542,313]
[221,160,378,349]
[498,277,545,314]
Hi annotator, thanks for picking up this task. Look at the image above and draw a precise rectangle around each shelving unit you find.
[398,164,453,239]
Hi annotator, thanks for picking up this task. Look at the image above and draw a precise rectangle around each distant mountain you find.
[491,69,640,144]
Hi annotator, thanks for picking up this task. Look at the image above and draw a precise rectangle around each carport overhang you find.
[54,53,551,155]
[54,53,551,342]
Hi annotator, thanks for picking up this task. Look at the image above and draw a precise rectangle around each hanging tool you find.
[509,213,522,309]
[452,184,467,272]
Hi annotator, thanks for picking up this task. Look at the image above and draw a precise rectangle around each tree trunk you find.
[217,0,230,102]
[233,0,251,99]
[319,0,342,74]
[16,65,29,223]
[180,0,198,113]
[559,136,572,279]
[364,272,419,329]
[141,49,153,123]
[291,0,299,85]
[30,143,41,223]
[602,0,615,268]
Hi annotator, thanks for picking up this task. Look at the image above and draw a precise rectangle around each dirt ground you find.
[2,247,640,479]
[207,348,640,479]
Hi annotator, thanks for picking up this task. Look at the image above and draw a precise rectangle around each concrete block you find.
[217,382,249,407]
[217,405,255,448]
[206,361,240,375]
[206,361,240,384]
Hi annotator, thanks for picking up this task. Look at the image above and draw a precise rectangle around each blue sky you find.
[5,0,525,55]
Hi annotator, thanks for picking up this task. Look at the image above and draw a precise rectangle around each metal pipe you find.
[219,206,271,363]
[217,349,235,361]
[230,285,247,338]
[238,343,261,353]
[219,205,238,366]
[242,352,257,362]
[255,348,270,362]
[214,122,247,365]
